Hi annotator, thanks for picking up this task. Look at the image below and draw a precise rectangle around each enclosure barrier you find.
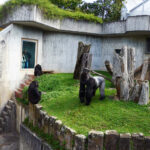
[14,100,150,150]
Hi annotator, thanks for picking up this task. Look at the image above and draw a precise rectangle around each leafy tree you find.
[49,0,82,10]
[81,0,125,22]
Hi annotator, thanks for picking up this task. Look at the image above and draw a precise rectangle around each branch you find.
[84,68,113,83]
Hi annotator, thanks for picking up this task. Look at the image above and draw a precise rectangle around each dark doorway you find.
[22,40,36,69]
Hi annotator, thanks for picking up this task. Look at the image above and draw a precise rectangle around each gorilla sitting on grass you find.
[34,64,43,76]
[28,81,41,104]
[79,69,105,105]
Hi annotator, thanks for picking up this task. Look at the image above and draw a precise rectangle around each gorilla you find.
[79,70,105,105]
[28,81,41,104]
[34,64,42,76]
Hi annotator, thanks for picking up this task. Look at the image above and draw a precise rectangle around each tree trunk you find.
[140,61,148,81]
[73,42,91,79]
[105,47,149,104]
[134,58,150,81]
[138,80,149,105]
[105,60,113,76]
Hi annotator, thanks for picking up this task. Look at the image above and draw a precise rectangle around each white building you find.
[121,0,150,20]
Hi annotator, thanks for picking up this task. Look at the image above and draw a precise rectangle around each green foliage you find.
[35,73,150,136]
[22,86,28,100]
[0,0,103,23]
[23,118,66,150]
[81,0,125,22]
[49,0,82,10]
[16,86,29,105]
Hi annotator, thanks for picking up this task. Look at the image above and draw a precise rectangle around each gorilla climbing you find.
[34,64,43,76]
[79,69,105,105]
[28,81,42,104]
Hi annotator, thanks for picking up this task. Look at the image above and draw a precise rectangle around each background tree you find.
[81,0,125,22]
[49,0,82,10]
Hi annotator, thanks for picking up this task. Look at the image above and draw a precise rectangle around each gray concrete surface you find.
[0,132,19,150]
[1,5,150,36]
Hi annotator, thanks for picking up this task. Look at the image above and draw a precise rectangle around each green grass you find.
[0,0,103,23]
[32,72,150,136]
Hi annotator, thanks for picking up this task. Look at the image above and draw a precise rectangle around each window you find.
[22,40,37,69]
[146,38,150,54]
[115,49,121,55]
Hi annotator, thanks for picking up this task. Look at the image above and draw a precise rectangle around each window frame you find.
[21,38,38,70]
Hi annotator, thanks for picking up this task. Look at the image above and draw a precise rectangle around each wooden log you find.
[80,53,92,76]
[73,42,91,80]
[109,47,135,101]
[105,46,149,104]
[127,48,135,89]
[138,80,149,105]
[140,61,148,81]
[129,81,141,103]
[105,60,113,76]
[84,68,112,83]
[134,58,150,81]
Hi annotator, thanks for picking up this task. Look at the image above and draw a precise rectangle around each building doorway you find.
[22,39,37,69]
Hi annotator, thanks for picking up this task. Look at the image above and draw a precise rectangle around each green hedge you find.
[0,0,103,23]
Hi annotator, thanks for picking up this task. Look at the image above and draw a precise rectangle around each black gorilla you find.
[79,70,105,105]
[28,81,41,104]
[34,64,42,76]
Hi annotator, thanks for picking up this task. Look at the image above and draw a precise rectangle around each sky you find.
[0,0,144,11]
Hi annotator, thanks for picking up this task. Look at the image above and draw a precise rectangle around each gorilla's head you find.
[29,81,39,89]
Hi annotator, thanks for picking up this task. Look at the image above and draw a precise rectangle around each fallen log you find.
[84,68,113,83]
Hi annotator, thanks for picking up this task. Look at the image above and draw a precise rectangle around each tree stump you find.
[105,47,149,105]
[73,42,91,79]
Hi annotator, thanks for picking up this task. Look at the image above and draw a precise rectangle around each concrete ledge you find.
[1,5,150,36]
[20,123,53,150]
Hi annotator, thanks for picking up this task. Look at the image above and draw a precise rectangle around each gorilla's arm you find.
[79,82,85,103]
[99,79,105,100]
[94,76,105,100]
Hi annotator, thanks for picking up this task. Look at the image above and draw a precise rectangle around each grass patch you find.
[31,72,150,136]
[24,118,66,150]
[0,0,103,23]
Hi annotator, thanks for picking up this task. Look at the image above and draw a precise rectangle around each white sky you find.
[0,0,144,11]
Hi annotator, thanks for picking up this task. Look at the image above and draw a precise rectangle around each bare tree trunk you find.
[73,42,91,80]
[80,53,92,75]
[134,58,150,81]
[140,61,148,81]
[138,80,149,105]
[105,60,113,76]
[105,47,149,105]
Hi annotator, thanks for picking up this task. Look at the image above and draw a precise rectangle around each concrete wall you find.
[1,6,150,36]
[20,124,53,150]
[100,36,146,70]
[0,24,43,111]
[42,32,147,72]
[42,32,102,72]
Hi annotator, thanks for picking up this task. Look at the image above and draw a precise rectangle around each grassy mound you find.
[0,0,103,23]
[33,72,150,136]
